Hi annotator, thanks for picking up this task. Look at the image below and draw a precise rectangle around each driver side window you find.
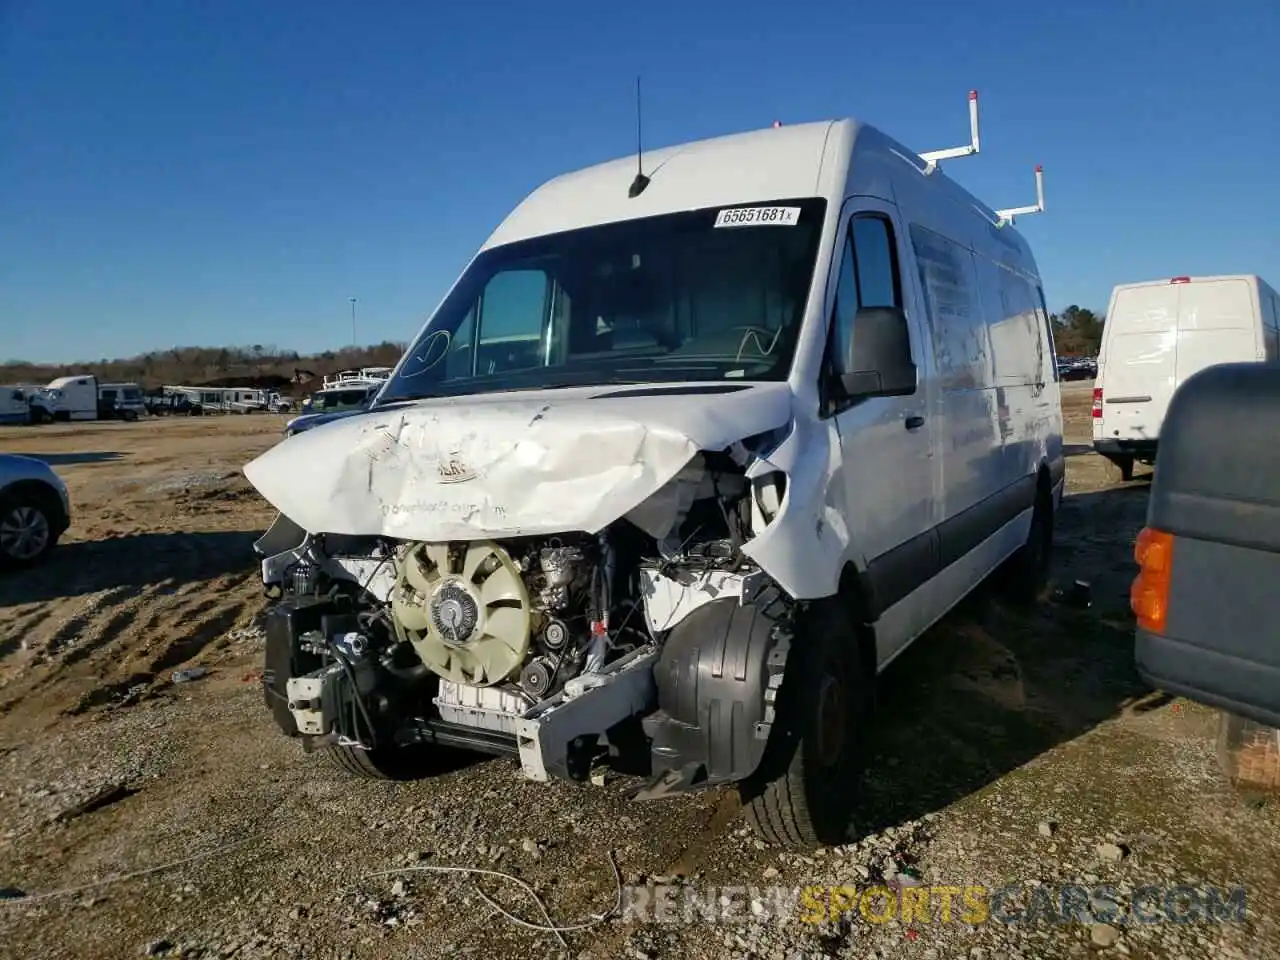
[830,233,858,375]
[829,212,905,375]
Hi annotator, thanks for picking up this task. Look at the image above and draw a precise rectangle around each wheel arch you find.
[0,478,67,531]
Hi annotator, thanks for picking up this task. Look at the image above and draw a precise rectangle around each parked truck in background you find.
[29,375,99,422]
[1132,360,1280,793]
[97,382,146,421]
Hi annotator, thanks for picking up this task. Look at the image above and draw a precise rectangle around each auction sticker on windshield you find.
[714,206,801,228]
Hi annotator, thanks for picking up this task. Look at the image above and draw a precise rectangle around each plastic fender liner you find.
[640,595,791,792]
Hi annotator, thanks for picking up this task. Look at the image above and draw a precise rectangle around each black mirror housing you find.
[839,306,917,400]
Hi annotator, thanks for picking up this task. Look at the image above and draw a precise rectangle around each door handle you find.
[905,415,925,430]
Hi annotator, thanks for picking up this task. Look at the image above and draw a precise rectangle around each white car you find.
[0,454,71,567]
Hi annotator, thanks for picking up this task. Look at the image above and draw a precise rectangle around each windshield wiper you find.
[375,393,440,406]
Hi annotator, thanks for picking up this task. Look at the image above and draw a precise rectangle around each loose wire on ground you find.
[0,838,254,907]
[363,848,622,949]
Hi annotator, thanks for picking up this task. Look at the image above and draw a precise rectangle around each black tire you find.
[0,489,62,570]
[323,742,438,782]
[1104,455,1135,483]
[741,599,871,849]
[998,484,1054,606]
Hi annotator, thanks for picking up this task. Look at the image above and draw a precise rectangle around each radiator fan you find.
[390,541,533,687]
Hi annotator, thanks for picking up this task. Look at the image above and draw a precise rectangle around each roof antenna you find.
[628,75,650,198]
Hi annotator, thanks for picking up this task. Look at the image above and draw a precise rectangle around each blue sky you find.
[3,0,1278,364]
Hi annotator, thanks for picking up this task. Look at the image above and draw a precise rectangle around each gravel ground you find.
[1,385,1277,960]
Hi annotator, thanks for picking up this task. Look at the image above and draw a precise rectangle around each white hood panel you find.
[243,382,793,541]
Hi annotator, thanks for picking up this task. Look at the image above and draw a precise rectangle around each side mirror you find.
[840,306,917,400]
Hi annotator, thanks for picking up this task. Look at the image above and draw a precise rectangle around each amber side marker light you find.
[1131,527,1174,633]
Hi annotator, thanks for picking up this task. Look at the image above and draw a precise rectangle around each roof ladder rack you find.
[918,90,981,175]
[995,165,1046,227]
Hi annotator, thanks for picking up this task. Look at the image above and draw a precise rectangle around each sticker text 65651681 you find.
[713,206,801,228]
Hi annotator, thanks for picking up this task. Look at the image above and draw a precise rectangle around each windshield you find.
[378,197,827,402]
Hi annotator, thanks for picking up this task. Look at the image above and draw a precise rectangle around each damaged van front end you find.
[245,382,821,793]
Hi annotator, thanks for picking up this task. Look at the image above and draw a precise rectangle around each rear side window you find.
[908,222,986,391]
[1037,285,1059,381]
[990,265,1048,388]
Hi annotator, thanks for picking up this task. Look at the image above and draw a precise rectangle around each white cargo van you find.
[1092,275,1280,480]
[0,385,36,425]
[244,104,1063,849]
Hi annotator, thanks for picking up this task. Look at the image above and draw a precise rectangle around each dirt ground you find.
[0,385,1277,960]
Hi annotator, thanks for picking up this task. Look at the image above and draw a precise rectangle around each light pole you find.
[349,297,358,347]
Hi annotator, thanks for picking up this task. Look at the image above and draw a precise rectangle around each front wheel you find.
[324,742,442,782]
[0,492,61,569]
[741,599,871,849]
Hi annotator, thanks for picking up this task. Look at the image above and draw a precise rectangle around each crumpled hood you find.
[243,382,794,541]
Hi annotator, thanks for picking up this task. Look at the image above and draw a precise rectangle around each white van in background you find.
[0,385,36,424]
[1092,275,1280,480]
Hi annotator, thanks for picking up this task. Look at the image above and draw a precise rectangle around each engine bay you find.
[255,450,789,782]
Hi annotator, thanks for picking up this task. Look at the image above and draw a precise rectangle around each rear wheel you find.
[999,483,1054,606]
[1104,455,1135,483]
[742,599,871,849]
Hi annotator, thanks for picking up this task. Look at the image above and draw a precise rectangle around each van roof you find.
[1112,274,1263,292]
[483,119,849,249]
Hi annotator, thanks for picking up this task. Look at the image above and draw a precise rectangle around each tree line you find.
[0,342,409,394]
[0,307,1106,391]
[1051,305,1104,356]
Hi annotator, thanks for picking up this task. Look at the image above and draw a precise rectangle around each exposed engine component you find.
[520,657,555,697]
[542,618,568,651]
[257,448,786,788]
[434,679,529,733]
[538,545,583,610]
[390,540,533,687]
